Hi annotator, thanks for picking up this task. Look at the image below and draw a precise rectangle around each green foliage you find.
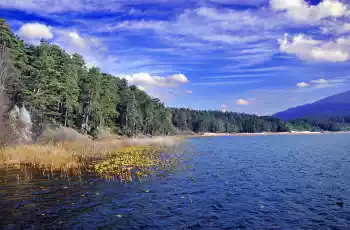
[288,117,350,132]
[0,19,172,137]
[170,108,290,133]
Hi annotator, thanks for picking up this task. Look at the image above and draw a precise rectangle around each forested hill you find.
[0,18,330,137]
[0,19,173,137]
[170,108,289,133]
[274,90,350,121]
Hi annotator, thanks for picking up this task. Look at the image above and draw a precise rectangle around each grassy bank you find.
[0,136,182,177]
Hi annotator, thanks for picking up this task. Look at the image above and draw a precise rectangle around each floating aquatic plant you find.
[93,146,182,180]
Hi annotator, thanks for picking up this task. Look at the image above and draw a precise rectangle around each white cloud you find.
[185,90,193,94]
[93,5,285,70]
[279,33,350,62]
[311,48,349,62]
[337,37,350,45]
[236,98,250,105]
[296,82,310,88]
[18,23,53,42]
[68,32,86,48]
[168,74,189,84]
[102,6,283,46]
[322,22,350,34]
[52,29,105,64]
[311,79,328,84]
[311,78,347,88]
[122,72,189,89]
[344,23,350,32]
[220,104,228,112]
[298,77,348,89]
[117,72,190,101]
[270,0,349,23]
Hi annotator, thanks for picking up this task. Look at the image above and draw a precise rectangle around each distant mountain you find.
[274,90,350,121]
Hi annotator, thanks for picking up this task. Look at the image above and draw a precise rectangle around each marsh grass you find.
[0,136,182,177]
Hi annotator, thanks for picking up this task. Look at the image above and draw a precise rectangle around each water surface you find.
[1,134,350,229]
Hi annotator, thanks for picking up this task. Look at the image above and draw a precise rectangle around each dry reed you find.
[0,136,181,174]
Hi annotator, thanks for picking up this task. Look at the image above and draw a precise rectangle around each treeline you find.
[171,108,350,133]
[171,108,289,133]
[288,117,350,132]
[0,19,172,137]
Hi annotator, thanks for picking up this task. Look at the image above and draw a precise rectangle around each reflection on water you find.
[2,134,350,229]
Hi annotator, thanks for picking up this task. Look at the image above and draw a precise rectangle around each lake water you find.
[1,134,350,229]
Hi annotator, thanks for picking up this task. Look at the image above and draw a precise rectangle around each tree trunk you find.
[64,106,68,127]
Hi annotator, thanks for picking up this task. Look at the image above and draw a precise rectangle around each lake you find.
[1,134,350,229]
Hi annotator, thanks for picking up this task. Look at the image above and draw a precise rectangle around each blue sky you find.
[1,0,350,115]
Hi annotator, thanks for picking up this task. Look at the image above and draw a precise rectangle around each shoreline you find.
[182,131,350,138]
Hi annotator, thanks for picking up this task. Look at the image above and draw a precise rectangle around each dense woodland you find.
[171,108,290,133]
[1,18,349,137]
[287,117,350,132]
[0,19,174,137]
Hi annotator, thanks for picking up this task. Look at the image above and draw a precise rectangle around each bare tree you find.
[0,44,11,147]
[0,92,9,147]
[0,44,26,147]
[0,43,17,94]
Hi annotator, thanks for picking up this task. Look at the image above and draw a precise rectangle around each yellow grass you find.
[0,136,181,175]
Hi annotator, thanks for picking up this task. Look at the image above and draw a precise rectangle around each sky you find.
[1,0,350,115]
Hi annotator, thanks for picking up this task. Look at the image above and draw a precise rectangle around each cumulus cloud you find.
[236,99,250,105]
[122,72,189,90]
[185,90,193,94]
[270,0,349,23]
[279,33,350,62]
[296,82,310,88]
[52,29,105,66]
[18,23,53,42]
[168,74,189,84]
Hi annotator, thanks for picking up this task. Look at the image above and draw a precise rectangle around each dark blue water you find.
[1,134,350,229]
